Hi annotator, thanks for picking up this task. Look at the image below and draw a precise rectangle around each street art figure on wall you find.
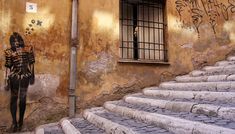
[4,32,35,132]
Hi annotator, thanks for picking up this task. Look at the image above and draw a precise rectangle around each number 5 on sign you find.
[26,2,37,13]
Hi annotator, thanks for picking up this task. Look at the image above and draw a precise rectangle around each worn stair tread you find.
[190,67,235,76]
[108,100,235,130]
[91,107,172,134]
[203,65,235,71]
[160,81,235,92]
[83,107,137,134]
[215,61,235,66]
[143,89,235,103]
[70,118,105,134]
[129,93,235,107]
[175,74,235,82]
[44,123,64,134]
[227,56,235,61]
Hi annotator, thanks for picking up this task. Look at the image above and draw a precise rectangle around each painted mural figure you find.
[4,32,35,132]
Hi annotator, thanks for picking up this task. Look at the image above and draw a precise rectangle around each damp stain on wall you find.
[223,20,235,43]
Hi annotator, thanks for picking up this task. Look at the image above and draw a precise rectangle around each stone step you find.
[35,122,64,134]
[70,118,105,134]
[175,74,235,82]
[227,56,235,61]
[159,81,235,92]
[124,96,235,121]
[104,101,235,134]
[190,70,207,77]
[143,89,235,102]
[202,65,235,74]
[83,107,136,134]
[129,93,235,108]
[215,61,235,66]
[60,118,81,134]
[190,68,235,76]
[203,65,235,70]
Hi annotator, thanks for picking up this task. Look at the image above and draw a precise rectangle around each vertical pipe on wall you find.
[69,0,78,118]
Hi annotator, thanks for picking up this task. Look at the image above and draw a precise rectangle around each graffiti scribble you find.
[175,0,188,21]
[175,0,235,37]
[190,0,204,37]
[228,0,235,13]
[25,19,43,36]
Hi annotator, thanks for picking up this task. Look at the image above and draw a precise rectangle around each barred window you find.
[120,0,167,63]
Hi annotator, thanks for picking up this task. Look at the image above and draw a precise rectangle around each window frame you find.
[118,0,169,64]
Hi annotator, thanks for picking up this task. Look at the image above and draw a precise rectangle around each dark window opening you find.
[120,0,167,62]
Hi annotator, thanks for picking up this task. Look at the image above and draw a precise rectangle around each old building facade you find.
[1,0,235,130]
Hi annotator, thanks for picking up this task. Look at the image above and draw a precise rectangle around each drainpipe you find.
[69,0,78,118]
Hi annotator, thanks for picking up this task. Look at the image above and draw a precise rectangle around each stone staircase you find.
[35,56,235,134]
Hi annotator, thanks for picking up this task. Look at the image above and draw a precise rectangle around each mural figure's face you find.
[13,38,20,48]
[10,32,24,50]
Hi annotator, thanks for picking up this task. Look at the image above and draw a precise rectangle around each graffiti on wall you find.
[175,0,235,37]
[25,19,43,35]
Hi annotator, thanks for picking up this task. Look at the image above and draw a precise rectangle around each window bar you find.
[121,0,124,59]
[142,5,145,59]
[162,2,167,61]
[133,4,138,60]
[122,18,164,24]
[137,3,140,59]
[158,5,160,60]
[127,3,129,59]
[148,4,151,60]
[122,24,164,29]
[153,5,156,60]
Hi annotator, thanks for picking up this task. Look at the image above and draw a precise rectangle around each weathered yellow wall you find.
[0,0,71,130]
[1,0,235,131]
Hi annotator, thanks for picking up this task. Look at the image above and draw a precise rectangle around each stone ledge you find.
[118,59,170,65]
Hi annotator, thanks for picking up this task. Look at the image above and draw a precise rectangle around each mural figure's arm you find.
[28,46,35,85]
[4,49,12,91]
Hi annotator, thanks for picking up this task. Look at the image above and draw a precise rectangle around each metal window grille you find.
[120,0,167,62]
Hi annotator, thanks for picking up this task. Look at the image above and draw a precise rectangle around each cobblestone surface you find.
[132,93,235,107]
[112,101,235,130]
[44,124,64,134]
[95,109,173,134]
[70,118,105,134]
